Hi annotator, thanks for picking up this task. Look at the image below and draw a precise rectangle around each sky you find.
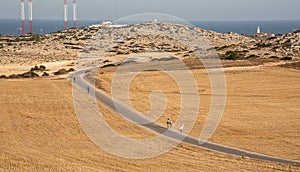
[0,0,300,21]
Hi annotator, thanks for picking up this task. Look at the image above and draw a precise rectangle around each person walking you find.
[166,118,171,128]
[179,124,184,133]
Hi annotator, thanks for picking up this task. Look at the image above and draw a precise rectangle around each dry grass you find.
[211,67,300,160]
[96,64,300,161]
[1,79,299,171]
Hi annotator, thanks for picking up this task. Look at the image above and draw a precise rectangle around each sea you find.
[0,18,299,36]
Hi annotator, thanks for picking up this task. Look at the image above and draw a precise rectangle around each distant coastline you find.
[0,18,299,36]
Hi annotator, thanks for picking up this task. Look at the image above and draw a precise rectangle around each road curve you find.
[72,67,300,166]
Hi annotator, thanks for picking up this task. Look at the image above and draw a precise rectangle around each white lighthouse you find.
[256,26,261,34]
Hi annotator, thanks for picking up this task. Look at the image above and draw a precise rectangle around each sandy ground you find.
[0,59,75,76]
[96,64,300,161]
[0,79,299,171]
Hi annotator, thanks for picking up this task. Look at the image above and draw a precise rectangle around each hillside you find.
[0,22,299,74]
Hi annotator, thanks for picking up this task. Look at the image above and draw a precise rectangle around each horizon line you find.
[0,17,299,22]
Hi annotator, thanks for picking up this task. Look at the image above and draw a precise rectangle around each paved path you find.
[72,67,300,166]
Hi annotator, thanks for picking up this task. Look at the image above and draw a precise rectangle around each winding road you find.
[72,66,300,166]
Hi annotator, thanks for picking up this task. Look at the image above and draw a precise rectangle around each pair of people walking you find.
[166,118,184,133]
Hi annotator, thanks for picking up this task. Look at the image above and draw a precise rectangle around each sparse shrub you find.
[280,57,292,61]
[80,49,90,53]
[130,28,136,32]
[68,68,75,72]
[8,71,39,79]
[103,59,110,63]
[255,43,271,48]
[29,34,41,42]
[58,35,66,39]
[69,46,82,50]
[14,37,21,42]
[0,75,8,79]
[131,49,139,53]
[269,56,279,59]
[272,46,280,51]
[285,39,291,44]
[21,71,39,78]
[30,65,46,72]
[88,47,98,51]
[79,36,90,40]
[54,69,68,75]
[42,72,49,76]
[30,65,39,71]
[8,74,20,79]
[63,42,78,46]
[222,51,245,60]
[247,54,259,59]
[39,65,46,71]
[266,36,277,40]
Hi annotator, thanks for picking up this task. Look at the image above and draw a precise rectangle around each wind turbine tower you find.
[64,0,68,30]
[73,0,77,28]
[28,0,33,33]
[20,0,25,35]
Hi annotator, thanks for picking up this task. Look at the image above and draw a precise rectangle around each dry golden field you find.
[0,77,299,171]
[0,57,300,171]
[96,63,300,162]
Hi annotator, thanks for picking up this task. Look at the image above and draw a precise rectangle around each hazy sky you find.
[0,0,300,21]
